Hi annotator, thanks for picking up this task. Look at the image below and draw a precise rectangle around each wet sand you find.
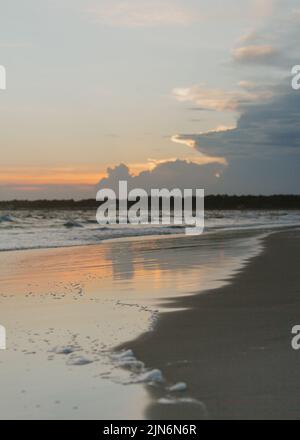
[0,229,298,419]
[130,229,300,420]
[0,231,261,419]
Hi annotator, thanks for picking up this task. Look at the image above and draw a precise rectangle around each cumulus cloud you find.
[95,1,299,195]
[87,0,198,28]
[97,159,225,193]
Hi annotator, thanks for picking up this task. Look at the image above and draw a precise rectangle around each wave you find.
[0,214,15,223]
[0,209,300,252]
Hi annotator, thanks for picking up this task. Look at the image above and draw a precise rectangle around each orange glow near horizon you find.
[0,155,223,188]
[0,167,107,186]
[0,162,156,186]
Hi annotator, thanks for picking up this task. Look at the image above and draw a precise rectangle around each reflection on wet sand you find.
[0,232,263,419]
[0,232,262,302]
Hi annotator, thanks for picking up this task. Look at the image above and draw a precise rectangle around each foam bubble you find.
[66,356,94,366]
[158,397,204,406]
[168,382,187,392]
[111,349,134,361]
[111,350,144,372]
[135,369,164,384]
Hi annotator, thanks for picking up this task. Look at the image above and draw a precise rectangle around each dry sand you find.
[130,229,300,420]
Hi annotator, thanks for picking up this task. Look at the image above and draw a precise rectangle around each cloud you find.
[232,4,300,69]
[152,151,228,167]
[171,135,196,148]
[171,129,233,165]
[87,0,198,28]
[173,84,273,112]
[238,31,260,44]
[238,80,257,90]
[97,159,226,193]
[171,86,300,194]
[169,2,300,193]
[232,44,280,64]
[174,87,300,159]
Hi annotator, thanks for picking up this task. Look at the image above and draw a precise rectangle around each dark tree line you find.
[1,195,300,210]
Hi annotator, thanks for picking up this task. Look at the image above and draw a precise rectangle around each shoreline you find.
[0,228,266,419]
[0,222,297,254]
[0,228,299,419]
[128,229,300,420]
[1,208,300,253]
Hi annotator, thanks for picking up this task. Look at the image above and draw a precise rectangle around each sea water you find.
[0,213,299,419]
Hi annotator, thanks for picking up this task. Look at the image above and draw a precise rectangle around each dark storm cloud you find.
[173,84,300,194]
[179,87,300,158]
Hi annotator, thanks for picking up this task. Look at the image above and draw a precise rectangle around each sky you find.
[0,0,299,199]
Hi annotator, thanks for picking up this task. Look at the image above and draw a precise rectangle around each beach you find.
[0,226,299,419]
[2,0,300,423]
[130,229,300,420]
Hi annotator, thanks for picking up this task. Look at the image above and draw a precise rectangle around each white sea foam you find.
[111,348,164,384]
[111,349,134,361]
[0,214,15,223]
[66,355,94,366]
[111,350,145,370]
[134,369,164,384]
[168,382,187,392]
[158,397,204,406]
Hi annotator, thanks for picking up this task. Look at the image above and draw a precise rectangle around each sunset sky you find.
[0,0,300,199]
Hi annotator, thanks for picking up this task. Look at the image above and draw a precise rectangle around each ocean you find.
[1,209,300,251]
[0,210,300,418]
